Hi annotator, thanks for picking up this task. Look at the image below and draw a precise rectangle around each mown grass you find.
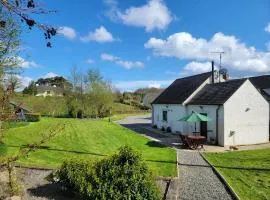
[204,148,270,200]
[0,117,176,177]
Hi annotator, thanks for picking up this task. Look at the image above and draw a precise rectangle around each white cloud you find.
[148,82,161,88]
[11,75,33,91]
[18,75,33,88]
[42,72,59,79]
[106,0,173,32]
[86,58,95,64]
[265,23,270,33]
[101,53,120,61]
[57,26,77,40]
[18,57,41,68]
[101,53,144,69]
[80,26,116,43]
[183,61,213,73]
[114,80,173,91]
[145,32,270,73]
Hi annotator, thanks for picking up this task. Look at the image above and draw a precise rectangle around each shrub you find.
[152,124,157,129]
[25,113,40,122]
[161,126,165,131]
[166,127,171,133]
[57,146,160,200]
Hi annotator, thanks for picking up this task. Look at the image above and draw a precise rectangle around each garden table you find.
[185,136,206,150]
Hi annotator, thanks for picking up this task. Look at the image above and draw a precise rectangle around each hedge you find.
[25,113,41,122]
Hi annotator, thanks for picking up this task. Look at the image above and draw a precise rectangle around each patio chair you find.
[179,133,189,148]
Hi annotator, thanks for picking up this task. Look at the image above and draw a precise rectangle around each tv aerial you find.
[210,51,226,82]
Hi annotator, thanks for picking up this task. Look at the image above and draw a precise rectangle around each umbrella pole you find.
[194,122,196,135]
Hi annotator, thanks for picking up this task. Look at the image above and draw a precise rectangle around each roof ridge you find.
[248,74,270,79]
[175,71,212,81]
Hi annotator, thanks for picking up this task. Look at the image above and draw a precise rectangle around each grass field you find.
[204,149,270,200]
[12,95,143,117]
[0,117,176,177]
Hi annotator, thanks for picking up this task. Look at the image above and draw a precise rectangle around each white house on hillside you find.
[152,72,270,146]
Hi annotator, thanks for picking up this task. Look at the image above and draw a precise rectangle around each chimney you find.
[211,60,215,83]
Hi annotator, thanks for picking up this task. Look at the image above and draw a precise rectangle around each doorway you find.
[200,113,208,138]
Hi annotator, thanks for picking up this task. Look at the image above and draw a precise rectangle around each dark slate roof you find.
[152,72,212,104]
[249,75,270,90]
[188,79,246,105]
[249,75,270,102]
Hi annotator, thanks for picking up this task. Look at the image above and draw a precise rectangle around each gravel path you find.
[16,168,75,200]
[177,150,233,200]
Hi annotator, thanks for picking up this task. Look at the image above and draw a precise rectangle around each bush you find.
[166,127,171,133]
[161,126,165,131]
[25,113,40,122]
[57,146,160,200]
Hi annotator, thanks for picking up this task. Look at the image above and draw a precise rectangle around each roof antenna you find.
[210,51,225,82]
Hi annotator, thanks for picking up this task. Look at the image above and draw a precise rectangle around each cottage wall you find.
[223,80,269,146]
[152,104,188,133]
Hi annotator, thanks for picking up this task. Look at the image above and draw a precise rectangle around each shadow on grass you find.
[0,142,8,155]
[213,165,270,171]
[146,141,166,148]
[27,183,76,200]
[146,159,176,164]
[7,144,107,157]
[177,162,270,171]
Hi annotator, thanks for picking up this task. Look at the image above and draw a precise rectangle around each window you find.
[162,110,168,122]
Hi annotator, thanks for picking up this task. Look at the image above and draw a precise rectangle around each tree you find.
[0,10,21,139]
[66,68,114,118]
[0,0,57,47]
[22,80,37,95]
[5,73,21,92]
[0,9,21,79]
[36,76,71,89]
[85,69,113,117]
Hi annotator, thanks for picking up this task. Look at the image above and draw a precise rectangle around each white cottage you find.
[152,72,270,146]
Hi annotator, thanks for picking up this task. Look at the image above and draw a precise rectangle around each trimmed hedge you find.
[57,146,161,200]
[25,113,41,122]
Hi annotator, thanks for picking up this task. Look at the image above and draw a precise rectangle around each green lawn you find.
[204,149,270,200]
[0,117,176,177]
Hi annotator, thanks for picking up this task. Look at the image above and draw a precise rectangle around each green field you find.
[12,95,143,117]
[0,117,176,177]
[204,149,270,200]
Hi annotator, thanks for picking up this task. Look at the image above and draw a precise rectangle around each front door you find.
[200,113,208,138]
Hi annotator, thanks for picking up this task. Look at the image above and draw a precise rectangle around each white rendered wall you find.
[223,80,269,146]
[152,104,188,133]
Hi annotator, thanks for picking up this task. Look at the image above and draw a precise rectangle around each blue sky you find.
[19,0,270,91]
